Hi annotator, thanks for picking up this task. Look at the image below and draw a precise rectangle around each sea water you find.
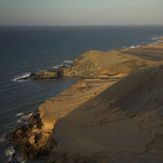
[0,26,163,162]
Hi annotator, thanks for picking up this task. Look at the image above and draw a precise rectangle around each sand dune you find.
[47,42,163,162]
[50,66,163,162]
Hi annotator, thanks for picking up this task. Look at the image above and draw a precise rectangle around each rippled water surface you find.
[0,26,163,162]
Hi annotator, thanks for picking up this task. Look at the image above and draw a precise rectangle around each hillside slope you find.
[49,65,163,162]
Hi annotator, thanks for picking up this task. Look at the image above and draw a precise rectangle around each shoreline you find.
[9,39,163,162]
[12,36,163,82]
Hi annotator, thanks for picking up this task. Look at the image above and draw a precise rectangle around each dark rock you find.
[7,112,45,160]
[29,71,58,80]
[19,67,64,81]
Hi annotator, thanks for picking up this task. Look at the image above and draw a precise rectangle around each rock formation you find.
[18,67,64,81]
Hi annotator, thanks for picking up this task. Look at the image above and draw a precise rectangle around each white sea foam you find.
[150,36,162,41]
[12,73,31,82]
[6,146,25,163]
[20,113,33,121]
[51,64,64,69]
[16,112,25,118]
[5,146,15,156]
[130,45,136,49]
[128,45,140,49]
[17,119,22,124]
[64,60,73,64]
[150,36,163,43]
[16,112,33,125]
[0,133,6,143]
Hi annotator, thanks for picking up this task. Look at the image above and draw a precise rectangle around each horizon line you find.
[0,24,163,27]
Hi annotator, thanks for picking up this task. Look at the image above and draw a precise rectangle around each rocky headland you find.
[9,40,163,162]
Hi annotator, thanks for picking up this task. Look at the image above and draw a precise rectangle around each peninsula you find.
[10,40,163,163]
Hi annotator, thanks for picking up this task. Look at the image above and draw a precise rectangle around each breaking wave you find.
[129,45,141,49]
[64,60,73,64]
[5,146,25,163]
[0,133,6,143]
[12,73,31,82]
[150,36,163,41]
[16,112,33,125]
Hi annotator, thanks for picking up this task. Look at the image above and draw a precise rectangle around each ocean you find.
[0,26,163,162]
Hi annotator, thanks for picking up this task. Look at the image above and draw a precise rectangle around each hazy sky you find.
[0,0,163,25]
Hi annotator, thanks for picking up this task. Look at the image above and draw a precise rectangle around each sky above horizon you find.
[0,0,163,26]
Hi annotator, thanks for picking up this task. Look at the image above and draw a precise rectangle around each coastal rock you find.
[31,70,59,80]
[29,70,59,80]
[8,113,45,159]
[19,68,64,81]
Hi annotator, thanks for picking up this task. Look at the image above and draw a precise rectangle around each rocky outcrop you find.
[29,71,58,80]
[7,113,51,159]
[20,68,64,80]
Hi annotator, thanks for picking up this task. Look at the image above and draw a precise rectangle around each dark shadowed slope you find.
[51,65,163,162]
